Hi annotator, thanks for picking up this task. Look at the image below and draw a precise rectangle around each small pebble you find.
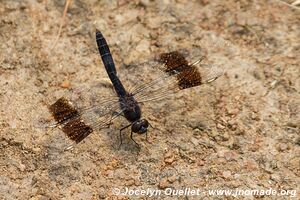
[270,173,281,182]
[164,157,175,164]
[190,137,199,146]
[167,175,177,183]
[164,151,175,164]
[125,179,135,186]
[197,159,205,166]
[222,170,231,179]
[277,143,289,152]
[227,108,239,115]
[60,80,71,88]
[158,178,169,189]
[224,151,238,161]
[251,112,260,121]
[139,0,150,7]
[218,150,225,158]
[217,123,225,129]
[19,163,26,172]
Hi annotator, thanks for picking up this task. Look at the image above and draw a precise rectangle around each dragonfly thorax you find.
[120,93,142,123]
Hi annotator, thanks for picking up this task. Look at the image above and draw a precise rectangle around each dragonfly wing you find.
[125,51,223,104]
[49,94,122,144]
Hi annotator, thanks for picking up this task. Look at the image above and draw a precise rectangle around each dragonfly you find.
[48,29,223,149]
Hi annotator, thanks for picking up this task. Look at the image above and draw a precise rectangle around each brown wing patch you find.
[49,97,79,123]
[49,97,93,143]
[62,118,93,143]
[159,51,189,73]
[158,51,203,89]
[177,66,202,89]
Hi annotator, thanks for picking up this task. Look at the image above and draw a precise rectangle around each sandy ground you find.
[0,0,299,199]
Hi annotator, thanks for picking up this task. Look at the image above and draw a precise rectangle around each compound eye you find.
[141,119,149,128]
[138,126,148,134]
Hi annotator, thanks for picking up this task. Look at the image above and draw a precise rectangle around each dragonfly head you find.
[132,119,149,134]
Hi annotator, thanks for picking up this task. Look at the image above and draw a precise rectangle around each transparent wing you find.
[47,84,123,145]
[121,51,223,104]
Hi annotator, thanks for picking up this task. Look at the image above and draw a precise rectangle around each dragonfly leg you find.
[148,121,154,129]
[118,123,131,150]
[130,131,140,148]
[145,122,153,143]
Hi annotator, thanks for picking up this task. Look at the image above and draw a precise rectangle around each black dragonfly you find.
[48,29,223,149]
